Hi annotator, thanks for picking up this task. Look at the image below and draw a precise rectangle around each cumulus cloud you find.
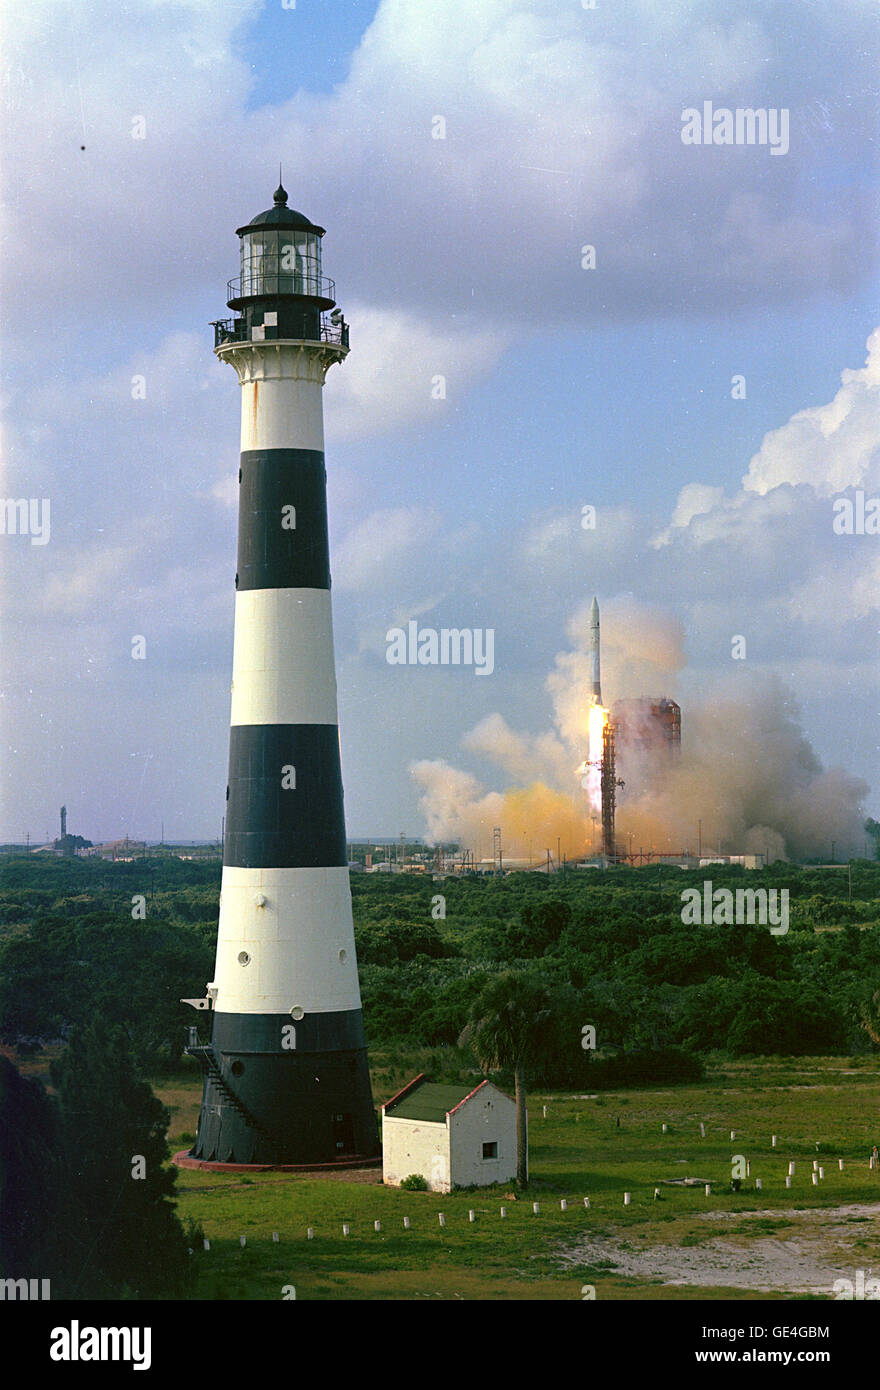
[650,329,880,635]
[324,307,511,442]
[651,483,725,547]
[334,505,443,593]
[3,0,875,343]
[743,327,880,496]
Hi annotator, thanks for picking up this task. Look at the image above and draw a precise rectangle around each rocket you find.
[589,595,602,704]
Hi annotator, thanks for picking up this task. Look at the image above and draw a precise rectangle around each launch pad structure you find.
[600,719,620,860]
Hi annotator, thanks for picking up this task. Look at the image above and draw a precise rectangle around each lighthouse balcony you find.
[213,310,349,351]
[227,272,336,306]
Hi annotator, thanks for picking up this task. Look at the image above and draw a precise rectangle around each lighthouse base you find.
[187,1012,379,1166]
[173,1150,381,1173]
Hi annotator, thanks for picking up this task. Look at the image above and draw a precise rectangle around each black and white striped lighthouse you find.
[186,185,379,1167]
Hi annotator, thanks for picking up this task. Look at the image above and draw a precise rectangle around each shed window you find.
[482,1141,498,1160]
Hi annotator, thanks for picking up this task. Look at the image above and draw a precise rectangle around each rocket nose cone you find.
[590,596,599,616]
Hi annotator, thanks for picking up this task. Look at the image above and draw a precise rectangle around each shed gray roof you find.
[385,1080,484,1123]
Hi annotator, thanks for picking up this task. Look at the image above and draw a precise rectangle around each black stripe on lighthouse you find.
[237,448,330,592]
[211,1010,366,1053]
[224,724,347,868]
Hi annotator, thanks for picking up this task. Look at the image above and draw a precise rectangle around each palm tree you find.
[460,972,555,1188]
[859,990,880,1045]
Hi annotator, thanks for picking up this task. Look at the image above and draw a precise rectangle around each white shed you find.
[382,1074,517,1192]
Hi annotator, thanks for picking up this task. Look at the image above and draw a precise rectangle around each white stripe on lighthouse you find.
[240,375,325,452]
[213,866,361,1014]
[230,588,338,726]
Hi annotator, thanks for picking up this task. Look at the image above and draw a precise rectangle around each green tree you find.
[0,1056,61,1278]
[49,1019,189,1297]
[460,972,555,1188]
[505,900,572,958]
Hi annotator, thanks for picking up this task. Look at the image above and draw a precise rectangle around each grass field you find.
[153,1055,880,1301]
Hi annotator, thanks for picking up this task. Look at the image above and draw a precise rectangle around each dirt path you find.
[176,1164,383,1194]
[555,1203,880,1294]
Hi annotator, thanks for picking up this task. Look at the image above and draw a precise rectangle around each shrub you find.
[399,1173,428,1191]
[587,1046,705,1089]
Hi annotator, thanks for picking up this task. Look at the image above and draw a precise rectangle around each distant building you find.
[382,1074,516,1192]
[53,806,91,857]
[700,854,764,870]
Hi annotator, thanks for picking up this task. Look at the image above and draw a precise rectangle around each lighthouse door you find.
[333,1112,354,1155]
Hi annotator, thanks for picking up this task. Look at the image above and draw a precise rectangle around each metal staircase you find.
[186,1043,281,1160]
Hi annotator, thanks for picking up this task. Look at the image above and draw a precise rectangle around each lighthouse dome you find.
[236,183,325,237]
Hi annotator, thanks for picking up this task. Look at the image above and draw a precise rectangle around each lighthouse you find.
[185,185,379,1167]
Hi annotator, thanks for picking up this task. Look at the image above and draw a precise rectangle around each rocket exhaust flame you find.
[582,702,609,816]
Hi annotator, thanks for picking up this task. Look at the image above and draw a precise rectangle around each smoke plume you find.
[411,599,869,862]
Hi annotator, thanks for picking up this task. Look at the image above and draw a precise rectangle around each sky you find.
[1,0,878,854]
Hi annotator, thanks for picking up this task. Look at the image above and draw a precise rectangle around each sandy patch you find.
[555,1203,880,1294]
